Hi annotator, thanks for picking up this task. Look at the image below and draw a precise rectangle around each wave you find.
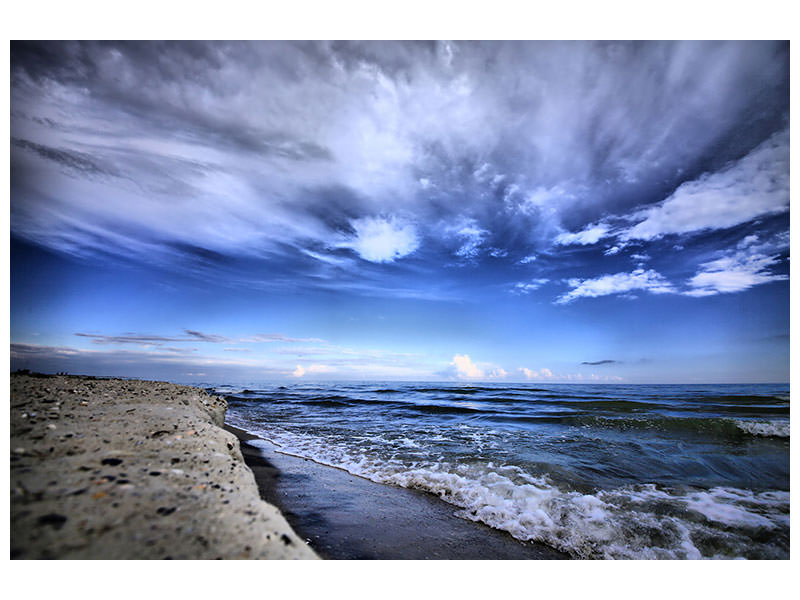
[734,420,790,438]
[489,413,790,439]
[225,416,788,559]
[411,386,551,395]
[401,403,488,416]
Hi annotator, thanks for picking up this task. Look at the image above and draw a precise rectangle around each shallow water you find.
[215,382,789,559]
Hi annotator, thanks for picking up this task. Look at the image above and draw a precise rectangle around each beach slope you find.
[10,374,317,559]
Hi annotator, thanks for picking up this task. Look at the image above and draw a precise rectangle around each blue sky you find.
[10,41,789,383]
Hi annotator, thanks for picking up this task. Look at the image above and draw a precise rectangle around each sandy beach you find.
[10,373,316,559]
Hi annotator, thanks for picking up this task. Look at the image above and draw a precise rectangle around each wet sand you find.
[226,424,570,560]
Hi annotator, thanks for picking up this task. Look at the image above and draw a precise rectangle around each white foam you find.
[226,414,789,559]
[734,420,789,437]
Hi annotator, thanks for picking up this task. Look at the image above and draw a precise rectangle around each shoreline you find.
[10,374,316,559]
[225,423,569,560]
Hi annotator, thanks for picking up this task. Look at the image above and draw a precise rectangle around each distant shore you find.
[10,373,316,559]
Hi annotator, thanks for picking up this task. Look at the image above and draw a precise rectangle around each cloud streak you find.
[557,269,675,304]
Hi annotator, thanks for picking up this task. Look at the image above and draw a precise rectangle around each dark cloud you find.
[581,360,619,366]
[183,330,230,343]
[74,333,185,345]
[74,330,323,346]
[12,137,118,177]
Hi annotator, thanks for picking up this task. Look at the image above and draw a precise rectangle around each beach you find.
[226,424,568,559]
[10,374,316,559]
[10,373,789,559]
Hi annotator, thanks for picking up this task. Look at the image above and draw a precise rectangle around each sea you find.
[211,381,789,559]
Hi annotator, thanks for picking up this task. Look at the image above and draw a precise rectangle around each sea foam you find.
[734,419,790,437]
[226,415,789,560]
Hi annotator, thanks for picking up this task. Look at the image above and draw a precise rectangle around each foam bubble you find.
[734,420,789,437]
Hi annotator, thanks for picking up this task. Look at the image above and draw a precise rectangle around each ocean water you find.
[214,382,789,559]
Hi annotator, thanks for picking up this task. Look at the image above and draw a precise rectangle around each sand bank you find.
[10,374,317,559]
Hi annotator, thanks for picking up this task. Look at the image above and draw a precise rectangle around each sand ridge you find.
[10,374,317,559]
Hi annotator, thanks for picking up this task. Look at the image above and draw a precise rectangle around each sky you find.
[9,40,790,384]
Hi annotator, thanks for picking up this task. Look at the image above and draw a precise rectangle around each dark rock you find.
[38,513,68,529]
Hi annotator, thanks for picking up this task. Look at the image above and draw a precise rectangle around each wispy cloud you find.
[76,330,326,346]
[555,223,610,246]
[619,129,789,242]
[12,41,788,291]
[684,237,788,297]
[581,359,618,366]
[74,332,190,345]
[556,129,789,249]
[556,269,675,304]
[184,329,229,343]
[511,279,549,294]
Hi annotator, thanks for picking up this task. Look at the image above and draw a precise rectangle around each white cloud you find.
[488,368,508,379]
[451,354,484,378]
[453,223,488,259]
[292,363,337,377]
[620,129,789,241]
[520,367,554,380]
[555,222,611,245]
[340,216,419,263]
[685,245,788,297]
[518,254,537,264]
[604,246,621,256]
[512,279,549,294]
[557,268,675,304]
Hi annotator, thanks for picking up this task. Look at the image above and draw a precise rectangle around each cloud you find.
[450,220,488,260]
[184,329,229,343]
[11,41,787,288]
[12,137,118,177]
[75,329,321,346]
[451,354,484,379]
[74,332,188,345]
[581,359,618,366]
[520,367,554,380]
[684,243,788,297]
[511,279,549,294]
[292,364,337,377]
[557,268,675,304]
[243,333,326,343]
[555,223,610,245]
[336,216,419,263]
[619,129,789,242]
